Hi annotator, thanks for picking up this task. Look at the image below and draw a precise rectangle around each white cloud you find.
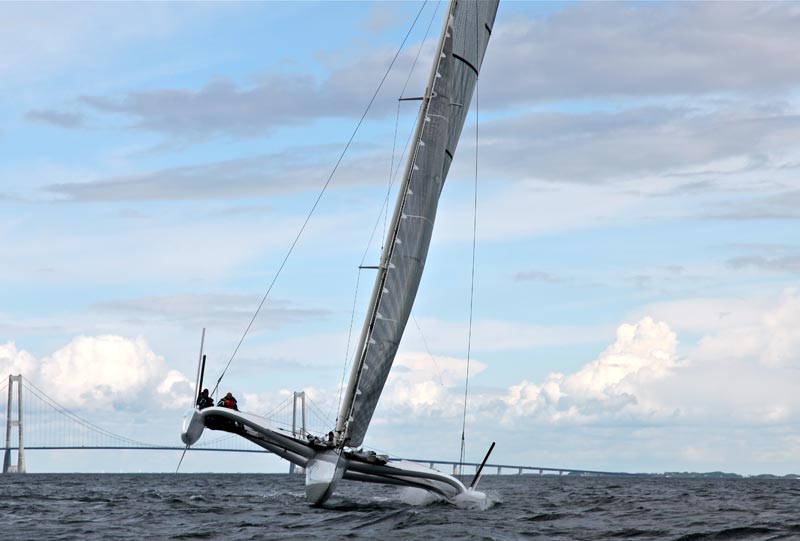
[381,353,486,417]
[1,335,193,411]
[156,369,193,402]
[0,341,39,379]
[501,317,678,424]
[362,298,800,473]
[636,289,800,371]
[761,289,800,367]
[382,292,800,429]
[634,297,769,337]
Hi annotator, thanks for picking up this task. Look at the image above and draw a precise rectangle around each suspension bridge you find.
[2,375,638,477]
[1,374,334,474]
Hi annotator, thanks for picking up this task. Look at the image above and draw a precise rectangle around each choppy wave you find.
[3,474,799,540]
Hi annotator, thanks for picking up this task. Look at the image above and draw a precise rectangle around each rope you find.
[411,312,445,386]
[211,1,430,397]
[336,268,363,424]
[459,0,482,474]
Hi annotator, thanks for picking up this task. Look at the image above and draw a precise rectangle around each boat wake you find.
[454,489,501,511]
[397,487,500,510]
[397,487,440,506]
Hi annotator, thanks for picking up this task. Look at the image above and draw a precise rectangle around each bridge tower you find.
[289,391,307,474]
[3,375,25,474]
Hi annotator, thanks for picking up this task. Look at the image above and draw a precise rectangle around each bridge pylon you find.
[289,391,306,474]
[3,375,25,474]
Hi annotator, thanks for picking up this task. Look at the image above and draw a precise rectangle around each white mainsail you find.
[337,0,499,448]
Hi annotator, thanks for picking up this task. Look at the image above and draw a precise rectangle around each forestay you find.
[336,0,499,448]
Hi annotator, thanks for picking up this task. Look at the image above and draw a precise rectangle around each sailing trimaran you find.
[181,0,499,506]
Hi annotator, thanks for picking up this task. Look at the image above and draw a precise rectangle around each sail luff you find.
[335,2,455,442]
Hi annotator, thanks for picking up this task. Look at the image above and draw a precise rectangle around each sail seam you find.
[452,53,478,76]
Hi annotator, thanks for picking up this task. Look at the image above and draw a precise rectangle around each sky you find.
[1,1,800,476]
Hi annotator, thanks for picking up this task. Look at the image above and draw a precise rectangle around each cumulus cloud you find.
[381,293,800,430]
[364,319,679,427]
[694,289,800,369]
[381,353,486,417]
[359,299,800,472]
[156,368,193,400]
[0,341,39,379]
[501,317,678,424]
[0,335,192,411]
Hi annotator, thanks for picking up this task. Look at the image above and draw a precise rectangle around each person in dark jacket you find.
[196,389,213,409]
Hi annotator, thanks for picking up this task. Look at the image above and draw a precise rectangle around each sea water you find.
[2,473,798,540]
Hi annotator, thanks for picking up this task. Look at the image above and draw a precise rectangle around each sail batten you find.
[336,0,499,448]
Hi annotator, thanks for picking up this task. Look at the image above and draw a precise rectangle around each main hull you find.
[180,406,475,505]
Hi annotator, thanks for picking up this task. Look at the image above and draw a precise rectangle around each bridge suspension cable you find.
[3,375,340,460]
[21,377,159,448]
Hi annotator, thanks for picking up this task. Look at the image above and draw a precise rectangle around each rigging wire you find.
[211,0,431,398]
[334,1,440,424]
[335,268,362,424]
[411,312,445,386]
[459,0,482,475]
